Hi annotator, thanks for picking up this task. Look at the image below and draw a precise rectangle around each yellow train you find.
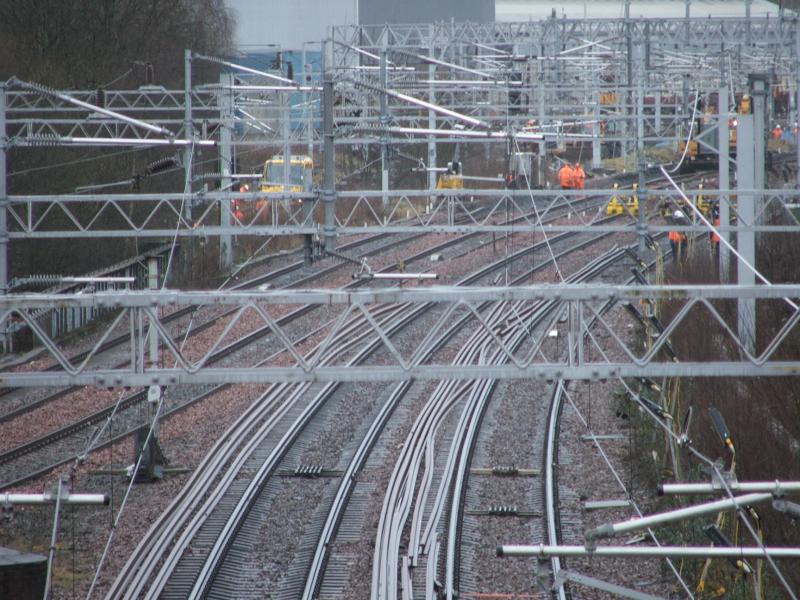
[260,155,313,193]
[678,95,749,168]
[436,161,463,190]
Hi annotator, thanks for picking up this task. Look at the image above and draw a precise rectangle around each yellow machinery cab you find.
[255,155,314,216]
[695,181,714,217]
[606,183,638,217]
[606,183,624,216]
[678,109,738,165]
[437,161,463,190]
[260,155,314,194]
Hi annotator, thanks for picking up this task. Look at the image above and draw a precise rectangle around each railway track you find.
[370,248,628,600]
[5,171,714,600]
[0,186,631,489]
[0,229,420,423]
[106,194,652,598]
[0,227,480,489]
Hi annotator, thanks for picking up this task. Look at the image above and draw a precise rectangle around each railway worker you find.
[232,184,248,223]
[558,163,575,189]
[505,172,516,189]
[772,124,782,140]
[669,211,688,261]
[573,162,586,190]
[710,210,721,257]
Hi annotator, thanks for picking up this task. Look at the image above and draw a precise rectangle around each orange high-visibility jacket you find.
[558,165,575,188]
[574,165,586,189]
[669,231,686,243]
[711,218,720,243]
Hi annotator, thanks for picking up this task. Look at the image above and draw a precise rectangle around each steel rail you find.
[542,254,673,599]
[410,249,630,597]
[305,232,610,597]
[0,230,401,421]
[545,381,570,600]
[111,308,372,598]
[184,301,426,599]
[0,228,469,485]
[441,250,627,600]
[104,168,700,596]
[372,243,630,598]
[110,302,409,599]
[0,183,621,478]
[305,270,547,599]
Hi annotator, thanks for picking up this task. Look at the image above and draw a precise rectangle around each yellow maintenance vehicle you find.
[626,184,639,216]
[606,183,624,216]
[695,181,714,217]
[606,183,639,216]
[678,95,749,168]
[436,161,463,190]
[260,155,314,193]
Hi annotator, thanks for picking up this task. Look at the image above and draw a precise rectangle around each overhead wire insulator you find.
[95,88,106,108]
[194,172,223,181]
[145,156,178,175]
[629,391,671,420]
[10,274,65,288]
[678,406,693,447]
[703,524,752,574]
[638,377,662,393]
[709,407,735,453]
[15,78,58,99]
[27,134,61,147]
[145,63,154,86]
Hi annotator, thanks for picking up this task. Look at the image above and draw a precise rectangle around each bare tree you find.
[0,0,235,87]
[0,0,236,281]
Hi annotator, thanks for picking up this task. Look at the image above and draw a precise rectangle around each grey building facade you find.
[228,0,494,50]
[359,0,494,24]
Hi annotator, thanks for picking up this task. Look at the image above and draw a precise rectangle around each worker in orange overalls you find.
[669,210,688,261]
[558,163,575,189]
[574,162,586,190]
[772,124,783,140]
[233,184,248,222]
[709,210,720,257]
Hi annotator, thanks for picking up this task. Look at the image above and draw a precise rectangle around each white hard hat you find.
[673,210,686,220]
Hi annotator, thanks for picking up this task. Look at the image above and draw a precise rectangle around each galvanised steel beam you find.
[6,187,800,238]
[498,545,800,559]
[11,224,800,240]
[333,18,796,58]
[4,284,800,308]
[3,284,800,386]
[4,363,800,388]
[4,88,219,113]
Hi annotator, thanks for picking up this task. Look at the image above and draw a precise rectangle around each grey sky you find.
[226,0,782,50]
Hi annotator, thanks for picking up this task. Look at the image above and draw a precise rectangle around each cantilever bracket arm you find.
[585,492,773,541]
[8,77,175,138]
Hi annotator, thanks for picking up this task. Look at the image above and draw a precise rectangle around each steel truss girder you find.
[333,17,796,57]
[4,88,219,113]
[6,188,800,238]
[2,284,799,387]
